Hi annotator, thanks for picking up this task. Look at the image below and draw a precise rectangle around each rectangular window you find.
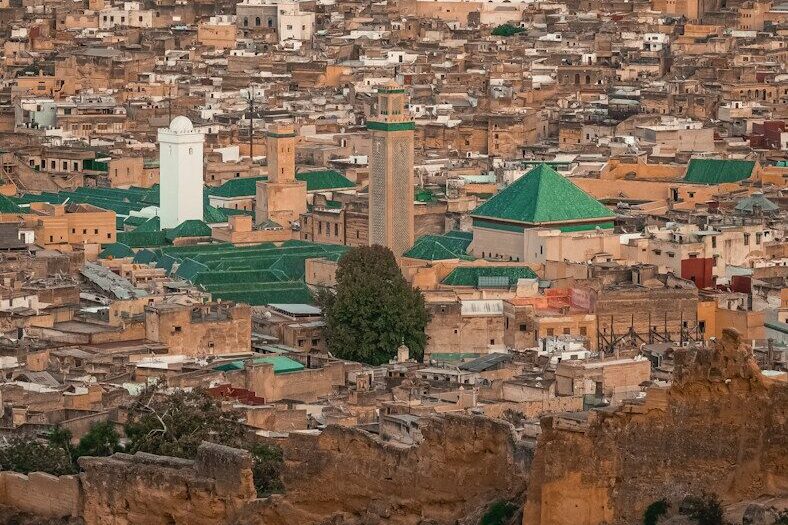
[579,326,587,336]
[519,323,527,332]
[563,327,571,335]
[744,233,750,245]
[546,328,554,337]
[334,223,339,237]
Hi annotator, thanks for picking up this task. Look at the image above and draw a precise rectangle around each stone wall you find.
[78,442,256,525]
[239,414,533,525]
[523,328,788,525]
[0,471,81,519]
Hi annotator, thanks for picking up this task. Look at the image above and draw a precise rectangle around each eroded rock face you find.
[77,442,256,525]
[238,414,533,525]
[523,329,788,525]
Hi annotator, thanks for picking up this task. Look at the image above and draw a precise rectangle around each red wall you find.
[681,257,714,289]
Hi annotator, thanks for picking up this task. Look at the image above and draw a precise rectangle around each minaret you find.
[255,122,307,228]
[367,83,415,257]
[158,116,204,229]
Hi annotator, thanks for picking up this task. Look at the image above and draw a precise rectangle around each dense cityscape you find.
[0,0,784,523]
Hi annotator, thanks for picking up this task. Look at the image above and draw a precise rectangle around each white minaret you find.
[158,116,204,229]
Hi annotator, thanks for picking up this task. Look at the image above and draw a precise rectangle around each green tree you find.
[74,421,121,459]
[125,386,283,496]
[491,24,524,37]
[0,438,75,476]
[684,492,725,525]
[125,387,246,459]
[316,245,430,365]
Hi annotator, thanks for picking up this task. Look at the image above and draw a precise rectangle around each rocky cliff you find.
[240,414,533,525]
[78,442,257,525]
[0,415,531,525]
[523,328,788,525]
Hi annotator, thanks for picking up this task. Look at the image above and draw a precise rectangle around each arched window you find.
[255,16,261,26]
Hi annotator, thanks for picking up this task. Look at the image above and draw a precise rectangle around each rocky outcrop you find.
[239,414,533,525]
[0,415,531,525]
[523,328,788,525]
[78,442,256,525]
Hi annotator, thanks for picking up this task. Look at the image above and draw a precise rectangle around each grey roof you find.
[734,192,779,214]
[458,353,512,372]
[80,262,148,300]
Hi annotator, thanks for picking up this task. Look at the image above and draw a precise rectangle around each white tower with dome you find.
[158,116,204,229]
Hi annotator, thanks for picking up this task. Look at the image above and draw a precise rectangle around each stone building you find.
[255,122,307,230]
[144,302,252,357]
[368,85,415,257]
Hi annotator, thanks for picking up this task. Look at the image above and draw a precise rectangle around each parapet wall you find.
[78,442,256,525]
[0,442,257,525]
[0,471,81,518]
[523,328,788,525]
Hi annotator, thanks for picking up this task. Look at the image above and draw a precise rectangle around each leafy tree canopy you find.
[491,24,524,37]
[125,386,283,496]
[316,245,430,365]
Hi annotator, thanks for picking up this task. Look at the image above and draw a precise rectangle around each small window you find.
[174,326,182,333]
[546,328,554,337]
[579,326,587,336]
[519,323,527,332]
[563,328,571,335]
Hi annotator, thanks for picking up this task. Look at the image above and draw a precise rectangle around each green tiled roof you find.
[403,231,475,261]
[133,216,160,233]
[116,230,168,248]
[441,266,537,288]
[209,176,267,198]
[98,243,134,259]
[164,219,212,241]
[132,249,157,264]
[203,204,230,224]
[214,355,304,374]
[0,194,23,214]
[471,164,614,226]
[683,159,755,185]
[175,258,210,281]
[296,170,355,192]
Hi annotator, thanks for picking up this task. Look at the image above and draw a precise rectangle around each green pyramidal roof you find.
[471,164,614,226]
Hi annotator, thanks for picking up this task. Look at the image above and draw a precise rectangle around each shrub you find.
[491,24,524,37]
[644,499,669,525]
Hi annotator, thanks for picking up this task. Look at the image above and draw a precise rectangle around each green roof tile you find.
[471,164,614,226]
[214,355,304,374]
[441,266,537,288]
[683,159,755,185]
[296,170,355,192]
[209,176,267,198]
[133,216,161,233]
[403,231,475,261]
[164,219,212,241]
[98,243,135,259]
[0,194,23,214]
